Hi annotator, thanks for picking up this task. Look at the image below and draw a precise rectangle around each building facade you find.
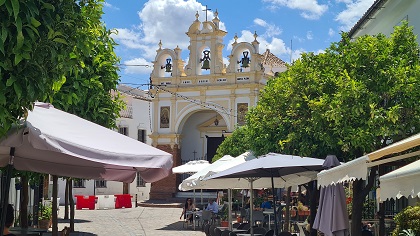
[148,11,286,199]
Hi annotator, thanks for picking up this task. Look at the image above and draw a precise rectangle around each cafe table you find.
[9,227,48,236]
[263,209,275,230]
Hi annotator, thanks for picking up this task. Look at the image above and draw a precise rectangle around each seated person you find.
[260,197,272,210]
[1,204,16,236]
[180,198,195,222]
[205,198,219,214]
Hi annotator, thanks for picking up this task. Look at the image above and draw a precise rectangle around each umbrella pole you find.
[200,189,203,208]
[228,188,232,231]
[249,180,254,236]
[193,188,196,230]
[271,171,279,236]
[52,175,58,235]
[1,148,15,236]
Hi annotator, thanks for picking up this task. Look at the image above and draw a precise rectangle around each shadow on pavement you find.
[156,220,202,231]
[58,218,92,224]
[42,232,97,236]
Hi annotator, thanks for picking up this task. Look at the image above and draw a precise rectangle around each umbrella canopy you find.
[172,160,210,174]
[179,152,256,191]
[379,158,420,201]
[207,153,325,180]
[0,102,173,183]
[206,153,325,236]
[313,155,349,236]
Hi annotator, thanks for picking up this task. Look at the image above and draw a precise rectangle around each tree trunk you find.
[351,167,376,236]
[20,175,29,228]
[69,179,75,232]
[64,179,69,220]
[378,202,385,236]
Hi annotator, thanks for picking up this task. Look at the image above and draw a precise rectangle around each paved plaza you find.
[56,206,205,236]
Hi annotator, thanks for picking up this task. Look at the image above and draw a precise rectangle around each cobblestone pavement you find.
[56,206,206,236]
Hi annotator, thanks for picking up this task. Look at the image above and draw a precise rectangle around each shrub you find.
[392,205,420,236]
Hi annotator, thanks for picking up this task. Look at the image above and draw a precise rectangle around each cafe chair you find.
[253,226,267,235]
[264,229,274,236]
[221,230,231,236]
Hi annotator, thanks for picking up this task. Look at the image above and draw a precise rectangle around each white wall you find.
[352,0,419,45]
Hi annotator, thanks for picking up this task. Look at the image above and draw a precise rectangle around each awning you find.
[379,159,420,201]
[317,133,420,188]
[317,156,369,187]
[368,133,420,161]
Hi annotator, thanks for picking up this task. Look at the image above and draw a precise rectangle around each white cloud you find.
[111,0,227,65]
[254,18,268,27]
[253,18,282,38]
[103,2,120,10]
[328,28,335,37]
[122,58,153,74]
[227,30,290,61]
[306,31,313,40]
[263,0,328,20]
[335,0,375,31]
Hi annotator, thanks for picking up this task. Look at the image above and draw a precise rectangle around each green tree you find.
[245,22,420,236]
[48,0,123,128]
[213,126,250,162]
[0,0,79,137]
[1,0,123,231]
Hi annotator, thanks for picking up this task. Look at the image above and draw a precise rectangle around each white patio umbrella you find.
[172,160,210,174]
[179,152,256,230]
[0,102,173,235]
[172,159,210,229]
[206,153,325,236]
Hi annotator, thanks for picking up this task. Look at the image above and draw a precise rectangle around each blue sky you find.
[101,0,375,87]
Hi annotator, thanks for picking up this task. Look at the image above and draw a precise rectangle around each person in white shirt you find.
[205,198,219,214]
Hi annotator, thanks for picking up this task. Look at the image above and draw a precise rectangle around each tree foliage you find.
[213,126,250,162]
[47,0,124,127]
[246,22,420,161]
[0,0,79,137]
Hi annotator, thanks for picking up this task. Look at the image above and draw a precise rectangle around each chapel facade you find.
[149,11,286,199]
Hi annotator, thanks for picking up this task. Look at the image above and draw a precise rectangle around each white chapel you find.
[148,10,286,199]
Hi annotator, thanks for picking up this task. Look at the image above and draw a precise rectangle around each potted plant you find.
[220,206,229,227]
[38,204,52,229]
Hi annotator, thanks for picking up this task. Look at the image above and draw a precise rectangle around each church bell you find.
[200,50,211,70]
[201,60,210,70]
[161,58,172,72]
[240,51,250,68]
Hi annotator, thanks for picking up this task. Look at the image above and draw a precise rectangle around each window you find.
[73,179,85,188]
[119,126,128,136]
[95,180,107,188]
[138,129,146,143]
[136,172,146,187]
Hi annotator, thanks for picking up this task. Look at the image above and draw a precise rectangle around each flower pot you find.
[38,219,51,229]
[220,221,229,227]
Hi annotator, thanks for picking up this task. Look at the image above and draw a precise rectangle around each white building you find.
[348,0,419,42]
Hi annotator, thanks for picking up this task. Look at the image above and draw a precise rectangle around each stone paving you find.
[56,206,206,236]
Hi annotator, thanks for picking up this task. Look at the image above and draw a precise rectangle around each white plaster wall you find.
[353,0,419,44]
[180,111,217,162]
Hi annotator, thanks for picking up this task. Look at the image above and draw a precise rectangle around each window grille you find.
[136,172,146,187]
